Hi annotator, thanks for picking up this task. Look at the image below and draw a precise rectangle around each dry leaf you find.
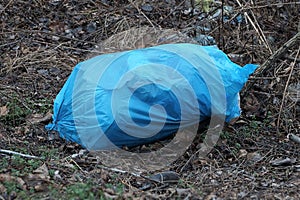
[246,152,263,164]
[0,174,26,190]
[0,183,7,193]
[33,163,49,177]
[26,164,50,183]
[0,106,8,117]
[25,164,50,192]
[26,112,52,124]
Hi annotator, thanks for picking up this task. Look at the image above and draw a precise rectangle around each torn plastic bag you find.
[45,43,257,150]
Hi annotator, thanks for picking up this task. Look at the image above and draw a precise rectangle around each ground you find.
[0,0,299,199]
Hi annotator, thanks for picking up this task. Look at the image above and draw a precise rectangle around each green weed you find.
[64,182,99,200]
[1,155,42,176]
[0,93,52,126]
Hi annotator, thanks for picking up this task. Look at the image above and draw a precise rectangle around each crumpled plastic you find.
[46,43,257,150]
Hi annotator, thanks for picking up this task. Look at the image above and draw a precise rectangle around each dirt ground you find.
[0,0,299,199]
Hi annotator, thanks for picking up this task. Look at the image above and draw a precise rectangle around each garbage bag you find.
[46,43,257,150]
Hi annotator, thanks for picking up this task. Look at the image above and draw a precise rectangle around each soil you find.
[0,0,299,199]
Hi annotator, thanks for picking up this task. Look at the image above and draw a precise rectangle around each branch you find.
[242,31,300,95]
[0,149,41,159]
[255,32,300,75]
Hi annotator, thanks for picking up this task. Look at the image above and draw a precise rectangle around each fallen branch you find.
[255,32,300,75]
[242,31,300,95]
[97,165,161,184]
[0,149,41,159]
[236,0,272,54]
[0,0,13,14]
[99,165,145,178]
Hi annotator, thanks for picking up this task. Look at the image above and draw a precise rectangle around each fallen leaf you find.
[246,152,263,164]
[25,164,50,192]
[0,174,26,190]
[26,112,52,124]
[0,106,8,117]
[0,183,7,193]
[238,149,248,158]
[33,163,49,178]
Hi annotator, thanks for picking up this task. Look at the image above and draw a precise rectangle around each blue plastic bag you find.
[46,43,257,150]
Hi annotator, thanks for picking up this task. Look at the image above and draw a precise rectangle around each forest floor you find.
[0,0,299,199]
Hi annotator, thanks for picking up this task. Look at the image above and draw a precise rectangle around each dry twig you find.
[243,31,300,95]
[276,47,300,132]
[235,0,272,54]
[255,32,300,75]
[0,0,14,14]
[128,0,156,28]
[97,165,159,183]
[0,149,41,159]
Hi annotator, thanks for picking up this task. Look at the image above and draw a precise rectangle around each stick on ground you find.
[0,149,41,159]
[243,31,300,95]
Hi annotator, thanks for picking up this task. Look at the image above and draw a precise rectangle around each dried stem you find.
[276,46,300,132]
[0,149,41,159]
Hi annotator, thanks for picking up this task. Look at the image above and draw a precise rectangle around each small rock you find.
[101,0,109,5]
[9,35,16,40]
[141,4,153,12]
[65,29,72,34]
[261,182,269,187]
[87,22,97,33]
[53,170,62,180]
[267,36,275,43]
[183,8,192,15]
[50,0,61,6]
[238,191,247,198]
[39,17,49,23]
[73,26,83,35]
[215,170,223,176]
[194,34,216,45]
[270,157,296,166]
[250,194,258,200]
[271,182,280,188]
[288,133,300,144]
[13,45,20,50]
[210,179,218,185]
[52,35,60,41]
[49,67,60,76]
[37,69,49,76]
[176,188,190,196]
[148,171,180,183]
